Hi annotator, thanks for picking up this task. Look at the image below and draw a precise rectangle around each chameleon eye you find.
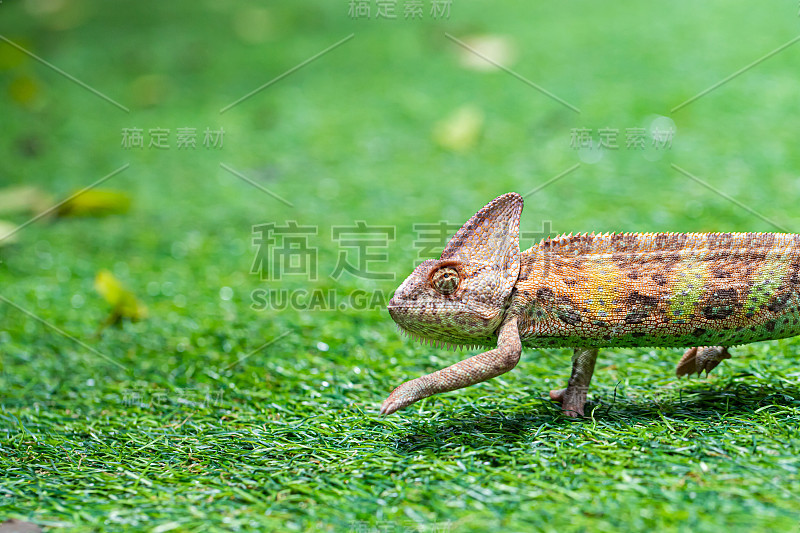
[431,266,460,295]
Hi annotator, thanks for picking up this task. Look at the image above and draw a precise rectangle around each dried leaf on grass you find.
[0,185,54,216]
[0,220,20,247]
[432,105,484,152]
[94,269,148,329]
[56,189,131,218]
[455,35,518,72]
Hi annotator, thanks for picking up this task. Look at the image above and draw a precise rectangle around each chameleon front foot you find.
[549,347,599,417]
[549,386,587,417]
[380,380,422,415]
[380,316,522,416]
[676,346,731,377]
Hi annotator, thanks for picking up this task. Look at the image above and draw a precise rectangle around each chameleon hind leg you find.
[549,347,598,417]
[676,346,731,377]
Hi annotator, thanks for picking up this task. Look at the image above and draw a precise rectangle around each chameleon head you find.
[387,192,524,348]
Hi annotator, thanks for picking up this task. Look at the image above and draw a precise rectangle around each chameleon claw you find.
[379,398,399,416]
[549,387,586,417]
[676,346,731,377]
[380,380,422,415]
[548,348,596,417]
[699,347,731,375]
[379,393,405,416]
[549,388,566,403]
[676,347,699,377]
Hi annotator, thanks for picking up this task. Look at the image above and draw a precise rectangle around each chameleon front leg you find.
[549,347,599,417]
[380,315,522,415]
[676,346,731,377]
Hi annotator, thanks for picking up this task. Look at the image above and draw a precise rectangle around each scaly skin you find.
[382,192,800,417]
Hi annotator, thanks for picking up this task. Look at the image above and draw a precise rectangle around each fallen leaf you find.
[432,105,484,152]
[0,185,54,216]
[94,270,148,329]
[0,220,20,247]
[56,189,131,218]
[456,34,517,72]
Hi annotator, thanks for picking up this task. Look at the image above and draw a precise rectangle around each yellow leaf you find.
[0,220,20,247]
[432,105,484,152]
[456,35,518,72]
[94,270,148,323]
[56,189,131,218]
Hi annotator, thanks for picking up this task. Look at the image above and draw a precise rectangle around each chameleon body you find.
[381,192,799,416]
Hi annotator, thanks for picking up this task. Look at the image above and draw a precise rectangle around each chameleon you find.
[381,192,799,417]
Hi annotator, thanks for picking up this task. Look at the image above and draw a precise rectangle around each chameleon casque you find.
[381,192,799,417]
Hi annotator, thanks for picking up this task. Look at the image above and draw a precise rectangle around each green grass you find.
[2,1,800,531]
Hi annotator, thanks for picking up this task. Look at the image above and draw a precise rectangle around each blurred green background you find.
[1,1,799,531]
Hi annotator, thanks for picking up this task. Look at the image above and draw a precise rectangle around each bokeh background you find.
[1,1,799,531]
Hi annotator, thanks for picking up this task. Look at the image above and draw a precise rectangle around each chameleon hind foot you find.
[549,386,588,417]
[549,347,598,417]
[676,346,731,377]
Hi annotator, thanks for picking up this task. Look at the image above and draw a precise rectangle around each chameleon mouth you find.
[388,303,496,350]
[393,324,489,351]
